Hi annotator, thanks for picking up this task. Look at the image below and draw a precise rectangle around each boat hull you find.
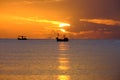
[18,38,27,40]
[56,37,69,42]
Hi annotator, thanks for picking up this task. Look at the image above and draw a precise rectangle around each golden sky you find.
[0,0,120,39]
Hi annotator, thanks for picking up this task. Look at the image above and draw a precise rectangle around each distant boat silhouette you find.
[17,36,27,40]
[56,33,69,42]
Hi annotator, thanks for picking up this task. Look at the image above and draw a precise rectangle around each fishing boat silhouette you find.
[17,36,27,40]
[56,33,69,42]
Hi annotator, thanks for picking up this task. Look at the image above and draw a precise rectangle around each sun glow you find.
[12,16,71,28]
[0,15,71,38]
[59,23,70,27]
[60,29,66,33]
[11,16,71,33]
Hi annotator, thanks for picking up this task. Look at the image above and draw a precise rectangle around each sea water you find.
[0,39,120,80]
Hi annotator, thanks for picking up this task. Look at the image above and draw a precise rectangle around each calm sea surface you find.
[0,39,120,80]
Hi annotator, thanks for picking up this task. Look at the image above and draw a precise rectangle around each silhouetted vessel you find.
[56,33,69,42]
[56,37,69,42]
[18,36,27,40]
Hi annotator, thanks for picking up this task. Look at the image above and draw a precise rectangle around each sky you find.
[0,0,120,39]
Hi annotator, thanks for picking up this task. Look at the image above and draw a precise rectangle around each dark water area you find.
[0,39,120,80]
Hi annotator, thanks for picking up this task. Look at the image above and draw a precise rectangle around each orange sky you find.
[0,0,70,39]
[0,0,120,39]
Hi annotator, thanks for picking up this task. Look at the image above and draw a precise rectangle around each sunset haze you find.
[0,0,120,39]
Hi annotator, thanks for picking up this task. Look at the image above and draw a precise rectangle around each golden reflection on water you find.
[58,42,69,51]
[57,42,70,80]
[58,57,69,70]
[58,75,70,80]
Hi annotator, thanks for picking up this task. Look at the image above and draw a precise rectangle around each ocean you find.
[0,39,120,80]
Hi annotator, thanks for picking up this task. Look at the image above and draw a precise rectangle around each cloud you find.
[80,19,120,26]
[67,30,120,39]
[11,16,70,27]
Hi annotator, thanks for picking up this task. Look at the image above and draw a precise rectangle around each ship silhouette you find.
[56,33,69,42]
[17,36,27,40]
